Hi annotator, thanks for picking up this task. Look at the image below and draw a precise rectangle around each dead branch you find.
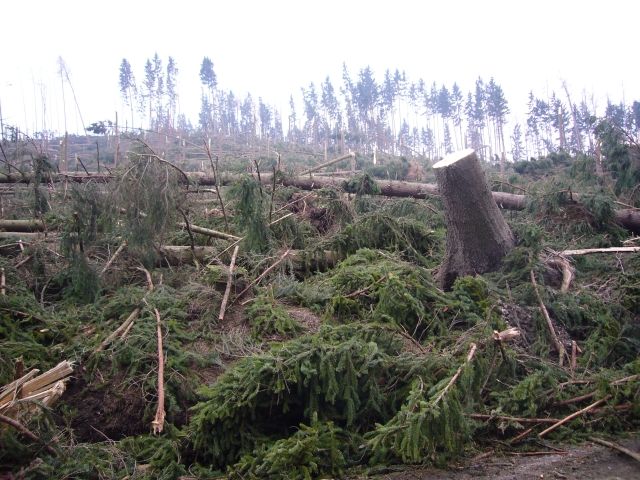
[530,270,565,365]
[135,138,191,186]
[544,255,574,293]
[1,267,4,296]
[94,267,154,354]
[433,343,477,406]
[233,248,292,303]
[273,191,316,215]
[136,266,155,292]
[94,308,141,353]
[203,143,229,231]
[538,396,610,438]
[554,374,639,406]
[300,152,356,176]
[218,245,240,322]
[589,437,640,463]
[560,247,640,256]
[100,241,127,277]
[0,413,57,455]
[150,306,165,435]
[177,223,240,241]
[177,207,196,255]
[468,413,561,424]
[345,275,387,298]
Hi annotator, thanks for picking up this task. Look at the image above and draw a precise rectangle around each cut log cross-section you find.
[434,149,515,290]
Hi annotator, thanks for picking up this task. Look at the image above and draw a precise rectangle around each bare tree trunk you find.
[433,149,515,290]
[114,111,120,169]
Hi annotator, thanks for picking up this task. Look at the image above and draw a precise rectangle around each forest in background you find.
[4,54,640,167]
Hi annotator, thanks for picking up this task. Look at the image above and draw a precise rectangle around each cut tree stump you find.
[433,149,515,290]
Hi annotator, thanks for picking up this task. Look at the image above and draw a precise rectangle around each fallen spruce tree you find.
[2,170,638,233]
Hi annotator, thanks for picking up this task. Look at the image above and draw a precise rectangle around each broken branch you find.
[218,245,240,322]
[538,396,610,438]
[530,270,565,364]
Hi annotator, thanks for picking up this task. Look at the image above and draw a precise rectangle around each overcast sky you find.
[1,0,638,135]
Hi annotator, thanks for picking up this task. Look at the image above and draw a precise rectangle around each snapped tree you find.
[433,148,515,290]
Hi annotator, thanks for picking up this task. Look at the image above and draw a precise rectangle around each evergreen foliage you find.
[227,175,271,252]
[187,324,410,467]
[246,291,302,338]
[228,416,347,479]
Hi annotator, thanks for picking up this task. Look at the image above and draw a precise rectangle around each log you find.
[0,219,46,232]
[177,223,240,241]
[158,246,338,272]
[3,170,639,233]
[299,152,355,176]
[433,149,515,290]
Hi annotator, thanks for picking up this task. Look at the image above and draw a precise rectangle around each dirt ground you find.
[362,437,640,480]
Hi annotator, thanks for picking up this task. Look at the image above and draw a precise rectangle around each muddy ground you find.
[362,437,640,479]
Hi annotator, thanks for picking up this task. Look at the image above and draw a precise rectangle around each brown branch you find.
[545,256,574,293]
[269,164,277,223]
[177,223,239,241]
[273,191,316,215]
[94,267,154,353]
[137,266,155,292]
[468,413,561,424]
[218,245,240,322]
[100,241,127,277]
[203,143,229,231]
[299,152,355,176]
[538,396,610,438]
[433,343,477,406]
[232,248,291,303]
[177,207,196,254]
[150,306,165,435]
[75,154,90,176]
[560,247,640,256]
[589,437,640,463]
[94,308,140,353]
[135,138,190,186]
[345,275,387,298]
[554,374,639,406]
[0,413,57,455]
[530,270,565,364]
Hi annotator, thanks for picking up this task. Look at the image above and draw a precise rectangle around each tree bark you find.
[433,149,515,290]
[2,172,639,233]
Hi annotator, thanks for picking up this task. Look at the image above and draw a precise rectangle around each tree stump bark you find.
[433,149,515,290]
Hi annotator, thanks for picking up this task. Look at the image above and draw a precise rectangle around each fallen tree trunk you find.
[3,170,639,233]
[158,246,338,272]
[0,220,47,232]
[433,149,515,290]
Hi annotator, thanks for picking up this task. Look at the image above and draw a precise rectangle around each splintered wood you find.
[0,361,74,421]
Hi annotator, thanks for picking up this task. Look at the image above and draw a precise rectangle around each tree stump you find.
[433,149,515,290]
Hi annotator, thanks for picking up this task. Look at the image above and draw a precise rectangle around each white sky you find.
[1,0,638,135]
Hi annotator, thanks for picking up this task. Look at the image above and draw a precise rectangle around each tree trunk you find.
[3,172,640,233]
[433,149,515,290]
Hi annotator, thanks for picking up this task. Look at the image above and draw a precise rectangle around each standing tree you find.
[451,83,464,149]
[302,82,319,145]
[152,53,164,128]
[485,78,509,172]
[119,58,137,129]
[200,57,218,134]
[510,124,525,161]
[142,59,156,128]
[166,57,179,131]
